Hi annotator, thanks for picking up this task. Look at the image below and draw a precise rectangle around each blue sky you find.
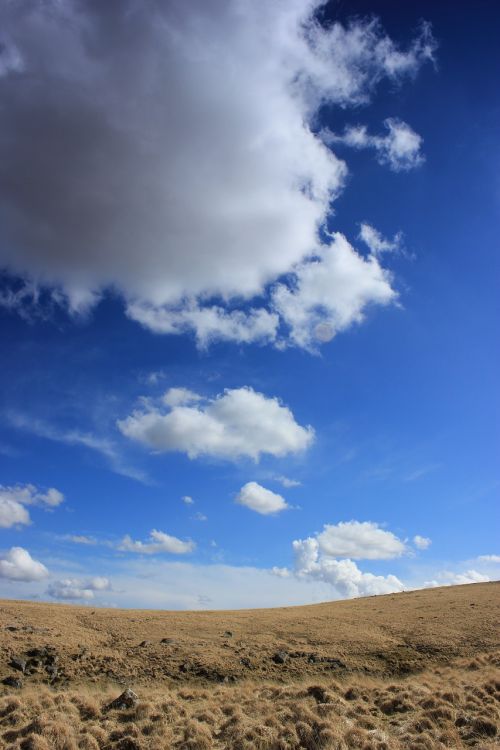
[0,0,498,608]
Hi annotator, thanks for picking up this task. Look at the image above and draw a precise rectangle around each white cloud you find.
[128,304,279,348]
[477,555,500,563]
[118,529,195,556]
[182,495,194,505]
[118,386,314,461]
[0,483,64,528]
[291,537,404,598]
[274,475,301,488]
[324,118,424,171]
[0,547,49,582]
[192,512,207,522]
[272,233,397,350]
[64,535,97,546]
[423,569,490,588]
[359,223,402,256]
[315,521,406,560]
[0,498,30,529]
[236,482,289,515]
[162,388,202,408]
[47,576,111,601]
[413,535,432,550]
[0,2,434,346]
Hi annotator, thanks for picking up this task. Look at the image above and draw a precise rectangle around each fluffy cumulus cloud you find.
[291,537,404,598]
[0,1,434,346]
[272,520,408,598]
[118,386,314,461]
[0,483,64,528]
[0,547,49,581]
[236,482,289,515]
[47,576,111,601]
[272,233,397,349]
[324,118,424,171]
[316,521,406,560]
[118,530,195,556]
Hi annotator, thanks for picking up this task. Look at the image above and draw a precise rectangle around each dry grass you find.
[0,582,498,748]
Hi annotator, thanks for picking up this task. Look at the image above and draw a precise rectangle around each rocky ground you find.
[0,582,498,748]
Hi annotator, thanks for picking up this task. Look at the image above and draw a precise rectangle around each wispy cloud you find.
[7,413,150,484]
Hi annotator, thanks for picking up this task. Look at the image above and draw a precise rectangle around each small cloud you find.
[64,534,97,546]
[192,512,207,522]
[118,529,195,555]
[0,483,64,529]
[476,554,500,563]
[359,223,402,257]
[274,475,301,488]
[404,464,441,482]
[413,535,431,550]
[47,576,111,601]
[324,118,424,172]
[0,547,49,582]
[182,495,194,505]
[236,482,289,515]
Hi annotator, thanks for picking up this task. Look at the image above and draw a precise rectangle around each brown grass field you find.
[0,581,498,749]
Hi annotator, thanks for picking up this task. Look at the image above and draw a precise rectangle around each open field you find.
[0,582,498,748]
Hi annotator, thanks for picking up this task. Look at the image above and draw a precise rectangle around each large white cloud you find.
[236,482,289,515]
[0,483,64,528]
[118,386,314,461]
[0,547,49,581]
[291,537,404,598]
[0,1,434,346]
[316,520,406,560]
[118,530,195,556]
[273,520,409,598]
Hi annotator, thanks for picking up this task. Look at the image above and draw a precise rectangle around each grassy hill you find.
[0,581,498,748]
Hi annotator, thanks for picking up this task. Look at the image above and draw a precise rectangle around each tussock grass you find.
[0,651,497,749]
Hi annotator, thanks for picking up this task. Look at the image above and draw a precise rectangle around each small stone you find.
[105,688,139,711]
[2,675,23,689]
[240,657,251,668]
[160,638,176,645]
[139,640,151,647]
[272,650,288,664]
[224,631,233,638]
[10,658,27,673]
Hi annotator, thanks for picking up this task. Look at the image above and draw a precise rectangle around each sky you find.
[0,0,498,609]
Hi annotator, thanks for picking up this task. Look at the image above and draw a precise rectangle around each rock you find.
[139,640,151,647]
[45,664,58,678]
[2,675,23,689]
[160,638,176,645]
[10,658,27,673]
[272,650,288,664]
[105,688,139,711]
[240,657,251,668]
[224,630,233,638]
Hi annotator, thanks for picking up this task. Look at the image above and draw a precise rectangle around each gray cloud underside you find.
[0,1,434,348]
